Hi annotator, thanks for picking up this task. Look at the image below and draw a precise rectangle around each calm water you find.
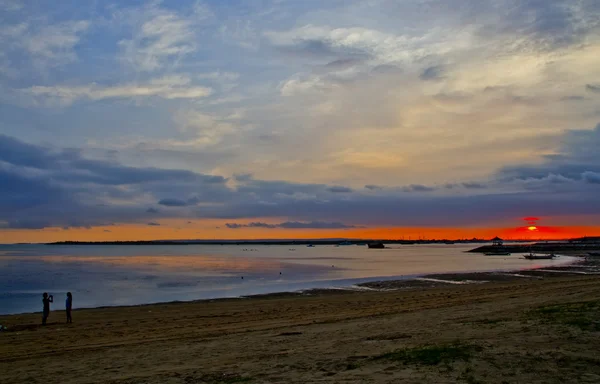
[0,244,575,315]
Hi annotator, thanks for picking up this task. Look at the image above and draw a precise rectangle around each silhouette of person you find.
[65,292,73,323]
[42,292,53,325]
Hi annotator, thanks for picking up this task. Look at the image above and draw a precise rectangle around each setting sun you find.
[528,226,538,231]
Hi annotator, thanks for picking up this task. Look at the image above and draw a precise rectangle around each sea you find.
[0,243,576,315]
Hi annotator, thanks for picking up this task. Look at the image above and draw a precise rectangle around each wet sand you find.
[2,262,600,383]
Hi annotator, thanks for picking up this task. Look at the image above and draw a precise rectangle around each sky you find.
[1,0,600,242]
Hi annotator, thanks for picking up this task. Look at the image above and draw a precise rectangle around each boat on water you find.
[367,242,385,249]
[484,251,511,256]
[307,244,315,248]
[523,252,555,260]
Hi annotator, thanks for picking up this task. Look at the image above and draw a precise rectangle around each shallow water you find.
[0,243,576,314]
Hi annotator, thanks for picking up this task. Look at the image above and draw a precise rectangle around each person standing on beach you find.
[42,293,53,325]
[65,292,73,323]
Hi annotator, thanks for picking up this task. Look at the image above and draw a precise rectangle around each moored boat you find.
[367,242,385,249]
[484,251,511,256]
[523,252,555,260]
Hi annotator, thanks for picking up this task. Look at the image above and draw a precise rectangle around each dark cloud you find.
[0,134,231,229]
[2,125,600,232]
[3,219,53,230]
[420,65,445,81]
[444,182,488,190]
[225,222,278,229]
[277,39,369,62]
[158,198,189,207]
[225,221,358,229]
[278,221,359,229]
[147,222,161,226]
[234,173,253,182]
[365,184,383,190]
[561,95,586,101]
[583,171,600,184]
[586,84,600,93]
[325,58,363,69]
[402,184,435,192]
[497,123,600,182]
[328,186,353,193]
[462,182,487,189]
[484,0,600,51]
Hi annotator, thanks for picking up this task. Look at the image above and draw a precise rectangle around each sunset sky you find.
[1,0,600,242]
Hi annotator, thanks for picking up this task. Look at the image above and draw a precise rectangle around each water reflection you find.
[0,244,576,314]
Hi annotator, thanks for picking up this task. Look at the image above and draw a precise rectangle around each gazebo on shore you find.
[491,236,504,246]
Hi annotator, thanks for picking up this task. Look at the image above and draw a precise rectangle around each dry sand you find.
[2,274,600,383]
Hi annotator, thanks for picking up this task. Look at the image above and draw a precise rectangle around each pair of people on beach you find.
[42,292,72,325]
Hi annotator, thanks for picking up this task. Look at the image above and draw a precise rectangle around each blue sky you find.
[1,0,600,236]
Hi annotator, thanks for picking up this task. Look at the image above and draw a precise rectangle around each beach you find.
[2,266,600,384]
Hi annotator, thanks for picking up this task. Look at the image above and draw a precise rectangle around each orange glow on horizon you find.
[0,219,599,244]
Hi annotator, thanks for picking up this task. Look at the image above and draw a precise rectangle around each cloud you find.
[118,4,198,72]
[158,198,189,207]
[197,71,240,82]
[0,134,232,229]
[2,2,600,234]
[582,171,600,184]
[462,182,487,189]
[420,65,445,81]
[327,186,353,193]
[225,221,359,229]
[587,84,600,93]
[497,123,600,183]
[402,184,435,192]
[0,0,23,11]
[0,20,89,69]
[226,222,277,229]
[2,129,600,230]
[278,221,359,229]
[365,184,383,190]
[24,21,90,64]
[22,75,212,106]
[476,0,600,51]
[147,222,161,226]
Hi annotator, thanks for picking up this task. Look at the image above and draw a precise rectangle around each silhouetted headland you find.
[468,236,600,253]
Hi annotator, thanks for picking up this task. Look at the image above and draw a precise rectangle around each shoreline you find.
[2,253,593,317]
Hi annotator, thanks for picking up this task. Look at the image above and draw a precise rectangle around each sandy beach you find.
[2,268,600,384]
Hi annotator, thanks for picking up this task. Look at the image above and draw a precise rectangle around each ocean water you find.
[0,244,576,315]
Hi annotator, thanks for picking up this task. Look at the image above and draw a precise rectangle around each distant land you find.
[26,236,599,254]
[41,237,581,246]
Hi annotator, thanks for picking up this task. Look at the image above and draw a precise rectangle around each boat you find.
[367,242,385,249]
[307,244,315,248]
[484,251,511,256]
[588,252,600,257]
[523,252,555,260]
